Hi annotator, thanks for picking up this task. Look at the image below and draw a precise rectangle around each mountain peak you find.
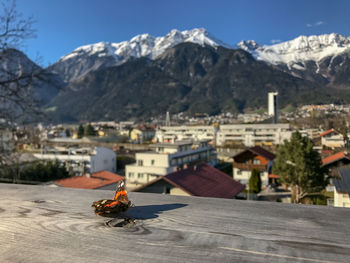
[239,33,350,65]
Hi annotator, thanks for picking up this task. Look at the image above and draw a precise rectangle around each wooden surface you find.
[0,183,350,263]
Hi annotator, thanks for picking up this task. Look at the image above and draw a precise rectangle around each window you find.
[253,159,260,165]
[138,173,143,179]
[236,169,242,175]
[151,160,155,165]
[129,172,134,178]
[165,187,171,194]
[137,160,143,166]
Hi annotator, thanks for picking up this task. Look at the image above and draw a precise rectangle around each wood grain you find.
[0,183,349,263]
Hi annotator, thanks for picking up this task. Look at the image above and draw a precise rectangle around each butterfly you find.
[92,180,131,216]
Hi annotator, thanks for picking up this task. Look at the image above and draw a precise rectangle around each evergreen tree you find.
[77,124,84,138]
[65,128,71,138]
[272,131,327,203]
[84,124,96,136]
[249,168,262,193]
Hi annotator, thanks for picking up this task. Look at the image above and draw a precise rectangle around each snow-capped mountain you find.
[238,33,350,66]
[238,33,350,86]
[48,29,350,87]
[49,28,231,82]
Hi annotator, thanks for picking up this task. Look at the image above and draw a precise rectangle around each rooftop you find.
[55,171,123,189]
[150,139,210,148]
[322,151,350,166]
[320,129,337,137]
[335,165,350,194]
[134,163,245,198]
[0,183,349,262]
[233,146,276,161]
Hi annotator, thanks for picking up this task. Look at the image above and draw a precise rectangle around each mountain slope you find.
[238,33,350,88]
[48,28,231,82]
[47,43,345,122]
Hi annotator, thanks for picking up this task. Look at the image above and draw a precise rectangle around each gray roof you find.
[0,183,350,262]
[335,165,350,194]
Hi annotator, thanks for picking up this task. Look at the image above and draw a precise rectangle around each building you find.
[54,170,124,190]
[154,125,217,144]
[125,140,217,189]
[268,92,278,123]
[333,165,350,207]
[216,124,292,147]
[130,127,156,143]
[133,163,245,198]
[34,146,116,175]
[322,151,350,178]
[232,146,275,186]
[320,129,346,149]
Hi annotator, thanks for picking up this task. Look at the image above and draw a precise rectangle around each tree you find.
[84,123,96,137]
[272,131,327,203]
[65,128,70,138]
[77,124,84,138]
[0,0,38,165]
[249,168,261,194]
[338,118,349,149]
[0,0,38,123]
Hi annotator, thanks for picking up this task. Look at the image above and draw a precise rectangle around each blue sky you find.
[14,0,350,66]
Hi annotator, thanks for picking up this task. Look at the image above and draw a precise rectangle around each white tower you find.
[268,92,278,123]
[165,111,171,126]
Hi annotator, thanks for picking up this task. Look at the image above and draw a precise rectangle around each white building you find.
[125,140,217,188]
[154,125,217,144]
[268,92,278,123]
[320,129,346,149]
[33,147,116,175]
[216,124,292,147]
[334,166,350,208]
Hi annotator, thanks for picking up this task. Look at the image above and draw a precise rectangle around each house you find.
[322,151,350,178]
[232,146,275,186]
[320,129,346,149]
[216,124,292,147]
[54,170,124,190]
[154,125,217,144]
[125,140,217,189]
[133,163,245,198]
[333,166,350,207]
[34,146,116,176]
[130,126,155,143]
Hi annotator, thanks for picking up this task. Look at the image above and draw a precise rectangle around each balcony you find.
[233,163,267,171]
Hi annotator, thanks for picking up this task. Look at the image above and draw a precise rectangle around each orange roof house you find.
[55,170,124,190]
[322,152,350,178]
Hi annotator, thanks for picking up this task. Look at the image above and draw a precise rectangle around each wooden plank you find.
[0,183,349,263]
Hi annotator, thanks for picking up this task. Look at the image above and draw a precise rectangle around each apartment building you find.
[320,129,346,149]
[216,124,292,147]
[33,146,116,175]
[154,125,217,144]
[125,140,217,188]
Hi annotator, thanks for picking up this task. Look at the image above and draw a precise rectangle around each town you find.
[1,93,350,208]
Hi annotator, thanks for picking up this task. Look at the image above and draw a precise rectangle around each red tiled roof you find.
[134,163,245,199]
[234,146,275,161]
[322,152,350,166]
[320,129,335,137]
[55,170,124,189]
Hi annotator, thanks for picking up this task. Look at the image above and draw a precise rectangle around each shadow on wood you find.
[126,203,188,219]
